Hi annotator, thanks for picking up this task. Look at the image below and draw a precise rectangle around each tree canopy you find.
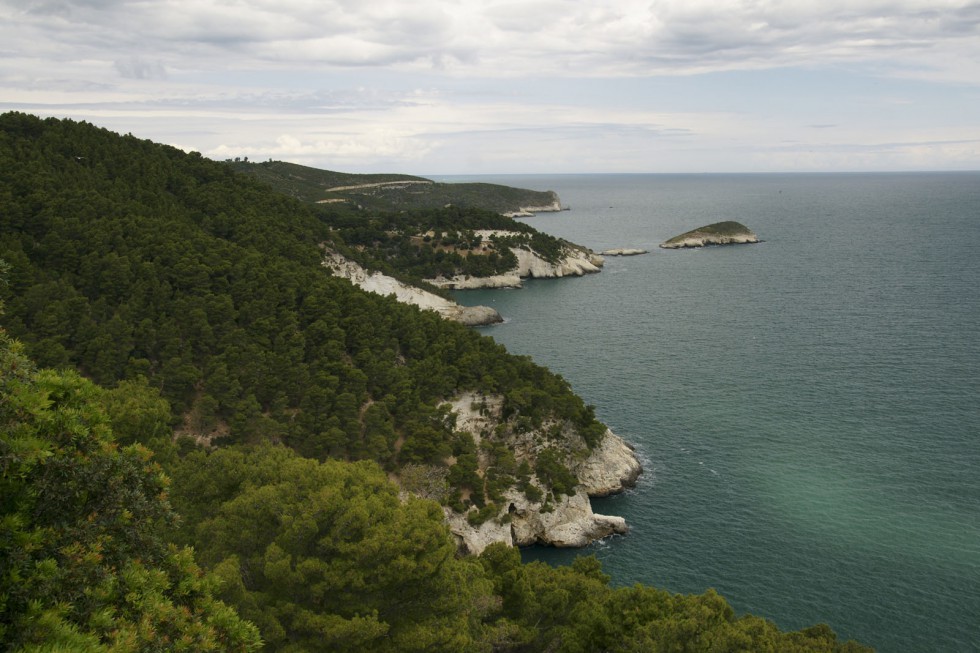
[0,324,261,652]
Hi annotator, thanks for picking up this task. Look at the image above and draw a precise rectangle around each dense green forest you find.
[0,112,601,509]
[0,113,872,651]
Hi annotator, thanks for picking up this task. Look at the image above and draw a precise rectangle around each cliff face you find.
[322,250,502,326]
[439,393,642,555]
[427,231,605,290]
[501,194,563,217]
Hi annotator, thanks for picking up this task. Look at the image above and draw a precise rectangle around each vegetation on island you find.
[662,220,758,246]
[0,113,871,652]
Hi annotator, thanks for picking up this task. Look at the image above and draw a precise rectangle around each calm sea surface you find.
[439,173,980,652]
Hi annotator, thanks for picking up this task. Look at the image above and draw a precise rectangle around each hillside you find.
[0,113,871,653]
[228,159,561,215]
[0,112,619,524]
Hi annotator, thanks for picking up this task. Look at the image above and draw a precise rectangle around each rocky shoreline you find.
[325,230,646,554]
[321,250,503,326]
[428,231,605,290]
[501,194,563,217]
[440,393,642,555]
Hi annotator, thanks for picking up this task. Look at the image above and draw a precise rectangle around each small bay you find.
[442,172,980,653]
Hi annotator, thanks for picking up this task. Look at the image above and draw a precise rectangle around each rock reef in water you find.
[427,230,605,290]
[660,221,759,249]
[601,248,648,256]
[439,393,642,555]
[322,250,503,326]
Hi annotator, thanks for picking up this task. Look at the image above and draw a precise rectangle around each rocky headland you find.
[501,194,563,217]
[427,230,605,290]
[660,221,759,249]
[438,393,642,555]
[322,250,502,326]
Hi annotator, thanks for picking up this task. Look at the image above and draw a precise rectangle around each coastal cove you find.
[443,172,980,653]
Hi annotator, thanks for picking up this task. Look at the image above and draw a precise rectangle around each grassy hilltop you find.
[228,159,560,214]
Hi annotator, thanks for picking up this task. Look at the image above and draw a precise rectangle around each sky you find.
[2,0,979,174]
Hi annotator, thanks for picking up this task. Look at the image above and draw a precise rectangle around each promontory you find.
[660,221,759,248]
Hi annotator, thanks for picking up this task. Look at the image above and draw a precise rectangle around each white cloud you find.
[2,0,979,172]
[4,0,979,78]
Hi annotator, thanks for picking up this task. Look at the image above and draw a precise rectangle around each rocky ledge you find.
[601,248,648,256]
[439,393,642,555]
[660,221,759,249]
[322,250,502,326]
[428,231,604,290]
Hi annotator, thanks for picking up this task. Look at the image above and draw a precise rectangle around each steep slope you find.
[0,112,635,547]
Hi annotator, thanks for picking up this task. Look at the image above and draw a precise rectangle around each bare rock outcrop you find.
[322,250,502,326]
[444,488,627,556]
[502,194,563,217]
[574,429,643,497]
[601,248,648,256]
[428,231,604,290]
[439,392,641,555]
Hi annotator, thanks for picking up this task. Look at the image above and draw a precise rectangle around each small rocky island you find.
[601,248,648,256]
[660,221,759,249]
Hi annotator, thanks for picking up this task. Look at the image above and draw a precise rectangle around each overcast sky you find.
[2,0,979,174]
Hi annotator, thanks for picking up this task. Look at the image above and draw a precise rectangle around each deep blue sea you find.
[439,173,980,653]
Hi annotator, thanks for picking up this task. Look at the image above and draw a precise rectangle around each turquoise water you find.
[445,173,980,652]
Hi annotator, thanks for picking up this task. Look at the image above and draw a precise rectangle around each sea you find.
[437,172,980,653]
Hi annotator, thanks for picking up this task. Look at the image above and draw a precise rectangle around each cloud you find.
[207,129,438,166]
[4,0,979,79]
[2,0,979,172]
[114,56,167,80]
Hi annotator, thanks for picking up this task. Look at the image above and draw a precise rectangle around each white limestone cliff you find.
[501,195,563,217]
[574,429,643,497]
[438,392,642,555]
[427,231,605,290]
[443,488,628,556]
[321,251,502,326]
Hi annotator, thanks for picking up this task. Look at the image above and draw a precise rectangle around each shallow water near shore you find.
[442,172,980,653]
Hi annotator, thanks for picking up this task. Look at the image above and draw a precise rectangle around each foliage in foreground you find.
[0,328,261,652]
[1,336,872,651]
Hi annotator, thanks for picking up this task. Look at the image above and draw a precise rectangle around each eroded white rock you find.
[439,393,642,555]
[322,251,502,326]
[427,232,604,290]
[574,429,643,497]
[443,488,628,556]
